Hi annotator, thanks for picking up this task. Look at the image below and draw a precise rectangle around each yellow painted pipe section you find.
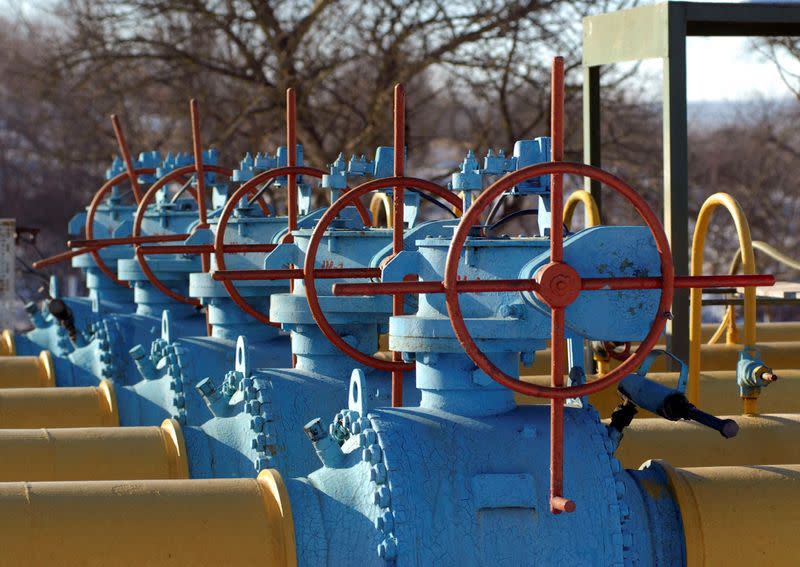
[689,193,756,407]
[519,369,800,418]
[0,419,187,481]
[0,469,297,567]
[521,340,800,377]
[370,192,393,228]
[0,351,55,388]
[563,189,601,230]
[612,413,800,468]
[0,380,118,428]
[0,329,14,355]
[654,460,800,567]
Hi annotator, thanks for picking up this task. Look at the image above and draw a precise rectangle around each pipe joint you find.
[196,376,234,417]
[129,344,159,380]
[304,417,345,468]
[737,348,778,398]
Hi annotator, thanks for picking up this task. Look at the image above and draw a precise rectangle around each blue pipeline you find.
[15,151,169,356]
[257,223,690,565]
[148,213,453,480]
[15,150,198,358]
[119,208,298,427]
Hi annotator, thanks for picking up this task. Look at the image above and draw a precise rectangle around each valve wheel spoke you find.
[302,176,463,373]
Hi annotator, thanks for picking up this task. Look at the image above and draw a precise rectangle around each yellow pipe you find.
[0,469,296,567]
[0,351,55,388]
[369,192,393,228]
[612,413,800,468]
[652,460,800,566]
[0,380,118,428]
[521,340,800,377]
[519,369,800,418]
[0,419,187,481]
[563,189,601,230]
[689,193,756,408]
[0,329,14,355]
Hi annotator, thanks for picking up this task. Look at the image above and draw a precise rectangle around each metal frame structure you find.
[582,1,800,362]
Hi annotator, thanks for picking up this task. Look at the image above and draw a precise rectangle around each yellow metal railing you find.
[563,189,601,230]
[689,193,757,412]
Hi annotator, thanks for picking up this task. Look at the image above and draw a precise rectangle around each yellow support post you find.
[689,193,756,410]
[612,413,800,468]
[0,419,187,481]
[0,470,297,567]
[0,351,55,388]
[652,461,800,566]
[563,189,601,230]
[0,381,118,428]
[0,329,14,355]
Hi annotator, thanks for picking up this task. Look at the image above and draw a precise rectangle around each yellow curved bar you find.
[0,469,297,567]
[520,369,800,418]
[0,351,56,388]
[563,189,601,230]
[0,329,15,355]
[522,340,800,379]
[369,192,393,228]
[612,413,800,468]
[653,461,800,566]
[0,419,187,481]
[689,193,756,408]
[0,380,118,428]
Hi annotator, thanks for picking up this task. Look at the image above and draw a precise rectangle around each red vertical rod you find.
[392,84,405,254]
[190,99,208,226]
[550,56,565,262]
[548,56,573,514]
[190,99,210,274]
[286,89,298,300]
[110,114,142,204]
[391,84,406,407]
[286,89,298,235]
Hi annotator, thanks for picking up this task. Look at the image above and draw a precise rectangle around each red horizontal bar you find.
[334,274,774,297]
[32,247,95,269]
[333,279,542,296]
[581,274,775,291]
[212,267,381,282]
[68,234,189,248]
[139,245,213,255]
[138,243,278,256]
[213,269,302,281]
[224,243,278,254]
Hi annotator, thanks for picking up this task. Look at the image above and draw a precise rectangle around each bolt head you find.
[370,463,387,485]
[374,486,391,508]
[376,510,394,532]
[250,416,265,431]
[377,537,397,560]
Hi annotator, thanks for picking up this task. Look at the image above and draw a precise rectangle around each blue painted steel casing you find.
[124,202,296,428]
[272,224,687,565]
[177,216,457,480]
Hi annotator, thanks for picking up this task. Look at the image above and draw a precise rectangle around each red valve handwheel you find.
[444,161,675,400]
[444,160,674,515]
[132,164,243,306]
[214,166,328,326]
[84,168,156,288]
[304,176,463,372]
[213,166,372,327]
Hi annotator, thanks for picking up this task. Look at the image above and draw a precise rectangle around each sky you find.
[6,0,800,102]
[685,36,798,101]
